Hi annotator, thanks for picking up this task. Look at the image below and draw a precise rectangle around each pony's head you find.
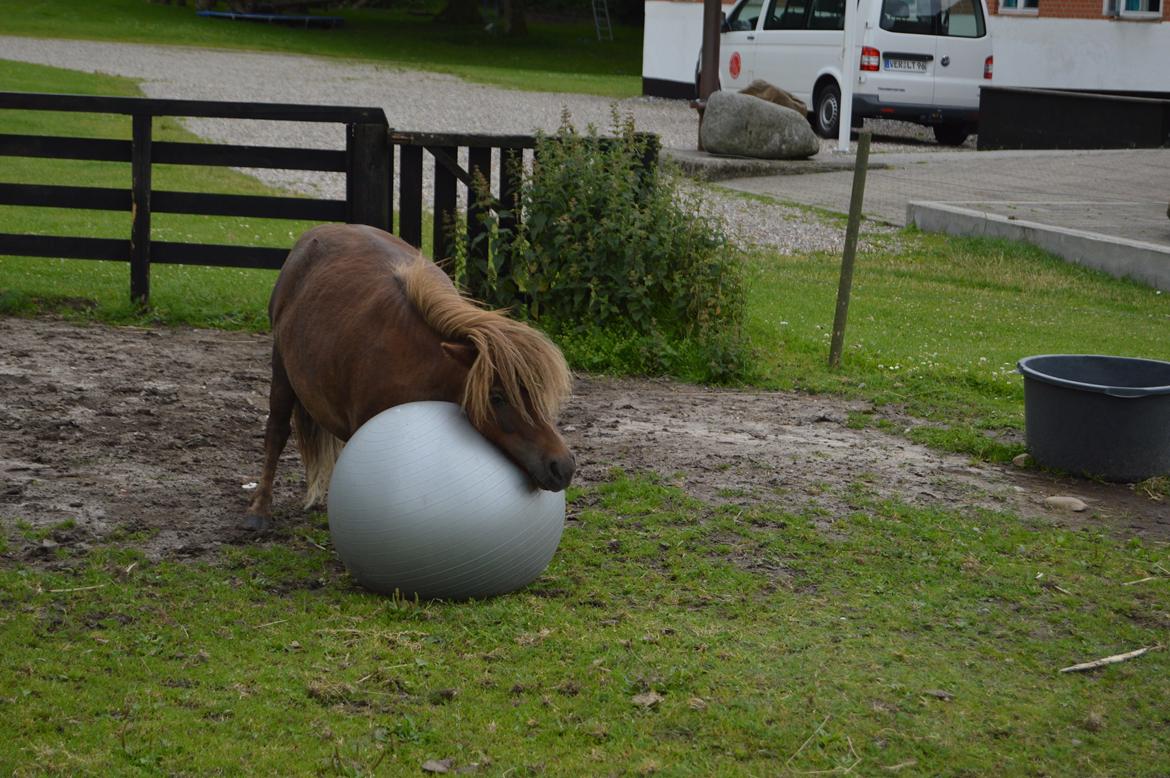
[401,260,575,492]
[442,338,575,492]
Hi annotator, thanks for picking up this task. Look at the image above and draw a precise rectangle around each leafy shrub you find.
[450,111,751,383]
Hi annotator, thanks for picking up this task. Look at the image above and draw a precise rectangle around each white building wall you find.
[992,17,1170,92]
[642,0,736,88]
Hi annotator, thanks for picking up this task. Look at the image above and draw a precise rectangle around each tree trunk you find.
[502,0,527,37]
[435,0,483,25]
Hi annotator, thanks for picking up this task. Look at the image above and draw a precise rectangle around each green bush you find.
[451,111,751,383]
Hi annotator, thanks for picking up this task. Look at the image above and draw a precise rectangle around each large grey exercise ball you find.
[327,401,566,600]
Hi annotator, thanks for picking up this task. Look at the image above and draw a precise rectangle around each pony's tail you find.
[292,402,343,510]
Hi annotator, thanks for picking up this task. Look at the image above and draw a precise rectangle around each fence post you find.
[397,143,424,249]
[432,145,457,262]
[346,122,390,231]
[828,130,872,369]
[130,112,152,305]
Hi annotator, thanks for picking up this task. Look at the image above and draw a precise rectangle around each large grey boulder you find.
[700,90,821,160]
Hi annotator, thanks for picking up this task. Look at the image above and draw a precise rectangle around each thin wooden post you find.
[431,145,457,261]
[828,130,872,369]
[696,0,723,150]
[346,122,390,230]
[130,112,152,305]
[398,144,423,249]
[698,0,722,102]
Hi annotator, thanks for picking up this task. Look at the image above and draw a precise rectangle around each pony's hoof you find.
[242,514,271,532]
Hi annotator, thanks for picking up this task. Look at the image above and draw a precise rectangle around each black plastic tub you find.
[1017,355,1170,482]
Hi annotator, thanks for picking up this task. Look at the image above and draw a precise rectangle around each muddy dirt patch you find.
[1,316,1166,563]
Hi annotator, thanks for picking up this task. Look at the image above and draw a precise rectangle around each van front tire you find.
[813,83,841,138]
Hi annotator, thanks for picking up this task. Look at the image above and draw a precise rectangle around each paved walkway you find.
[716,147,1170,242]
[708,145,1170,288]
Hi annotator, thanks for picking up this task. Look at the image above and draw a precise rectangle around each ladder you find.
[592,0,613,41]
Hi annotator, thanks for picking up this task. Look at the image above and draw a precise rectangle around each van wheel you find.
[933,123,971,146]
[813,83,841,138]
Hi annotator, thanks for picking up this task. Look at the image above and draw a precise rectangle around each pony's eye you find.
[490,391,507,407]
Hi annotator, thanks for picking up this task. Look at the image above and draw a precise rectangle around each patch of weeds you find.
[843,480,881,508]
[319,737,392,778]
[14,519,49,543]
[222,544,338,596]
[385,715,428,745]
[845,410,874,430]
[307,679,376,710]
[1134,476,1169,501]
[104,524,160,544]
[292,523,333,554]
[907,424,1024,463]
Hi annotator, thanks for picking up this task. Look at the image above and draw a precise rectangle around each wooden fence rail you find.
[0,92,657,305]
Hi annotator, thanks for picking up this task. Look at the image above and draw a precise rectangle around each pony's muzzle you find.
[541,452,576,492]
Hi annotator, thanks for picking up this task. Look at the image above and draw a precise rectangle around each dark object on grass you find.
[1018,354,1170,483]
[196,10,344,27]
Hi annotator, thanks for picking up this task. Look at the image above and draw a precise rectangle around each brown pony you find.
[245,223,575,530]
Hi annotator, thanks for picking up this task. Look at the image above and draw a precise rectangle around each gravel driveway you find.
[1,35,916,252]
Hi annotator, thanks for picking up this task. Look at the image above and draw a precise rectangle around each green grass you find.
[0,0,642,97]
[741,229,1170,459]
[4,54,1170,778]
[3,474,1168,775]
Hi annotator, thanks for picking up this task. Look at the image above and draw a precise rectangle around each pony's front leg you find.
[245,347,296,531]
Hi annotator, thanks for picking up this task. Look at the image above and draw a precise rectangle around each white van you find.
[708,0,993,145]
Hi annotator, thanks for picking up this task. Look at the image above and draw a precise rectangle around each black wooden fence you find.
[0,92,389,304]
[0,92,655,305]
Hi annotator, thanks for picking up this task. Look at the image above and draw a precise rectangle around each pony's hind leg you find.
[246,345,295,531]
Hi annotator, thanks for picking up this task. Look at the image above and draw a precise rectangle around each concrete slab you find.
[662,148,886,182]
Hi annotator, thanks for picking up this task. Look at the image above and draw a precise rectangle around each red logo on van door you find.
[729,52,741,80]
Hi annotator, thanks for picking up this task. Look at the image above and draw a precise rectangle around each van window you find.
[939,0,985,37]
[728,0,766,30]
[764,0,811,29]
[880,0,985,36]
[809,0,846,29]
[880,0,934,34]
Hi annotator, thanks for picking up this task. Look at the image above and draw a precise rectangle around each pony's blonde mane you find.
[397,258,572,427]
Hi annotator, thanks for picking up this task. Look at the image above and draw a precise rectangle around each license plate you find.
[885,57,928,73]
